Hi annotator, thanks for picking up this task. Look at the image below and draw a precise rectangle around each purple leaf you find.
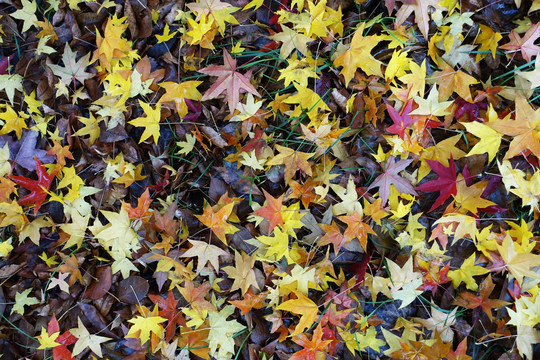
[0,130,54,171]
[367,156,417,205]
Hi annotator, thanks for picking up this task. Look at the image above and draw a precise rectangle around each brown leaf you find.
[83,266,112,300]
[117,276,149,304]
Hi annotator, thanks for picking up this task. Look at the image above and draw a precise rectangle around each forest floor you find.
[0,0,540,359]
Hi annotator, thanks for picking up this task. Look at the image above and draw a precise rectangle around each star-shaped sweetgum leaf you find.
[318,221,346,253]
[229,288,267,315]
[289,323,331,360]
[489,95,540,160]
[47,314,77,360]
[338,212,375,251]
[416,157,458,211]
[46,140,73,167]
[148,291,185,342]
[253,189,284,231]
[48,44,92,85]
[199,50,260,113]
[386,99,416,140]
[393,0,443,40]
[453,275,510,321]
[367,156,417,205]
[333,23,383,85]
[266,144,314,184]
[10,157,58,216]
[500,23,540,62]
[195,201,239,244]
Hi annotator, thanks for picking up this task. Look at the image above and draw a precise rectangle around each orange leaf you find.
[276,290,319,337]
[266,144,314,184]
[253,189,284,231]
[122,189,153,224]
[338,212,374,251]
[290,323,331,360]
[229,288,266,315]
[195,201,239,244]
[46,140,73,167]
[453,275,509,321]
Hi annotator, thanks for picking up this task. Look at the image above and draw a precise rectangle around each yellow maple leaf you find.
[256,227,295,264]
[92,208,141,271]
[243,0,263,10]
[496,234,540,286]
[385,50,410,82]
[0,104,29,139]
[434,213,478,243]
[185,12,217,49]
[128,100,162,143]
[266,144,314,184]
[70,317,111,357]
[448,254,489,291]
[386,257,423,308]
[269,25,313,59]
[60,210,90,249]
[333,23,383,85]
[156,23,176,43]
[399,59,426,97]
[158,81,202,118]
[223,251,260,295]
[410,85,453,117]
[0,143,11,177]
[353,326,386,353]
[453,175,497,215]
[0,238,13,257]
[462,111,502,162]
[11,288,40,315]
[435,63,478,102]
[36,327,60,349]
[11,0,38,33]
[207,305,245,360]
[75,112,102,145]
[20,216,51,245]
[276,290,318,337]
[474,24,502,62]
[176,133,196,156]
[489,95,540,160]
[127,312,167,345]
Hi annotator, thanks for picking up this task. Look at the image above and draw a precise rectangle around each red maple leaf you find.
[149,290,186,342]
[454,98,487,121]
[348,249,373,291]
[324,282,357,309]
[319,304,353,329]
[10,157,58,216]
[386,100,416,140]
[199,50,260,113]
[416,156,458,211]
[242,127,267,157]
[47,314,77,360]
[418,262,451,294]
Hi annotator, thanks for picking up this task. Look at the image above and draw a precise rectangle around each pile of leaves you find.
[1,0,540,358]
